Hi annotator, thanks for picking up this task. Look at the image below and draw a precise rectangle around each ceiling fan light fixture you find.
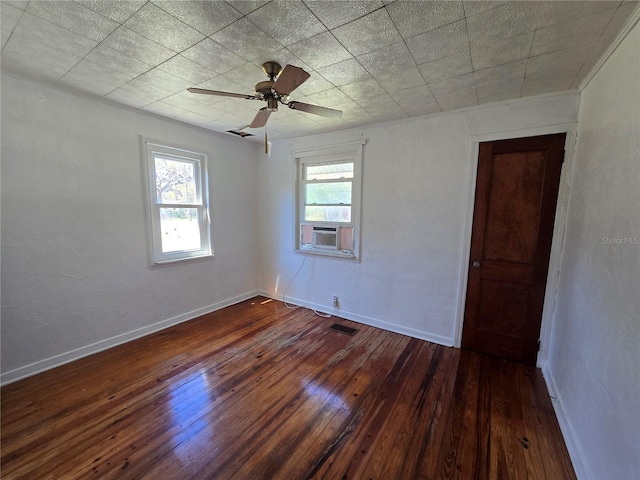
[266,97,278,112]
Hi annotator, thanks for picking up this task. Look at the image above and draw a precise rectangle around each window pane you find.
[305,206,351,223]
[155,157,197,204]
[306,162,353,180]
[159,208,202,253]
[305,182,351,205]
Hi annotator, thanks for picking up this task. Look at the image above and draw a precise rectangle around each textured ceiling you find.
[1,0,638,142]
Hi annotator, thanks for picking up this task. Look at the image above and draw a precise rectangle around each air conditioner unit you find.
[312,226,339,250]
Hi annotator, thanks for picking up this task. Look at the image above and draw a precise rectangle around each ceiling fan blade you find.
[250,108,272,128]
[188,87,255,100]
[288,101,343,119]
[272,65,310,95]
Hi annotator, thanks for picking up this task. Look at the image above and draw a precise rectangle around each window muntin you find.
[144,140,212,265]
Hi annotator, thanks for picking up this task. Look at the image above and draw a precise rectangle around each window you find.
[295,141,364,260]
[143,140,212,265]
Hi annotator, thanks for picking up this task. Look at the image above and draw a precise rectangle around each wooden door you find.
[461,133,565,365]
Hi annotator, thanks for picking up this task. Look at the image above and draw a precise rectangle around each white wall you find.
[1,75,260,383]
[545,21,640,480]
[257,93,579,346]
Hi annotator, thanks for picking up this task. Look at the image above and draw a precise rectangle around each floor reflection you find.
[303,380,350,413]
[166,369,215,466]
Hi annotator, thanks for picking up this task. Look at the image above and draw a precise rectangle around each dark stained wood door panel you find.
[462,133,566,365]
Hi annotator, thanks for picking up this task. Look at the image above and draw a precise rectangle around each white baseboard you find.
[542,364,590,480]
[0,290,260,386]
[262,291,454,348]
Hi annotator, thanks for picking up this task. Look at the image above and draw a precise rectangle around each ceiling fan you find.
[188,61,343,129]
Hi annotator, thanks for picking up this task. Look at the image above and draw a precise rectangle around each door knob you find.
[472,261,481,268]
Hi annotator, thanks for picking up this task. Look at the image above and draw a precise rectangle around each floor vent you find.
[329,323,358,336]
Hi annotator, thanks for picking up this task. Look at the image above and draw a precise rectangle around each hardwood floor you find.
[1,297,576,479]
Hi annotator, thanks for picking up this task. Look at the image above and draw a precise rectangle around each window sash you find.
[303,181,353,207]
[153,155,203,206]
[157,207,203,254]
[302,162,354,211]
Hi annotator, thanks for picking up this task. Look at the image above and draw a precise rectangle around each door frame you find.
[453,124,578,368]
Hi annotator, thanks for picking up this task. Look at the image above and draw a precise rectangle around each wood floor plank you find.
[434,349,484,479]
[495,357,531,479]
[356,341,438,480]
[302,334,411,480]
[393,346,460,480]
[260,328,402,480]
[1,300,280,444]
[0,297,576,480]
[132,311,359,479]
[414,347,463,479]
[2,305,313,478]
[1,302,303,477]
[75,309,335,479]
[193,323,406,479]
[320,338,424,480]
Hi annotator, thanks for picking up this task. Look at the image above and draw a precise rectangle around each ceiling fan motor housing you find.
[254,80,274,100]
[254,80,280,111]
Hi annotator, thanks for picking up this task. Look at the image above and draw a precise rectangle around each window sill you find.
[297,247,358,261]
[150,253,214,269]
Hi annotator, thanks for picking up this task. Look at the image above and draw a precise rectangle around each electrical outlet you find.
[333,296,339,307]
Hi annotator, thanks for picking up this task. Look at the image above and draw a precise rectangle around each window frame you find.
[294,140,364,260]
[143,139,213,267]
